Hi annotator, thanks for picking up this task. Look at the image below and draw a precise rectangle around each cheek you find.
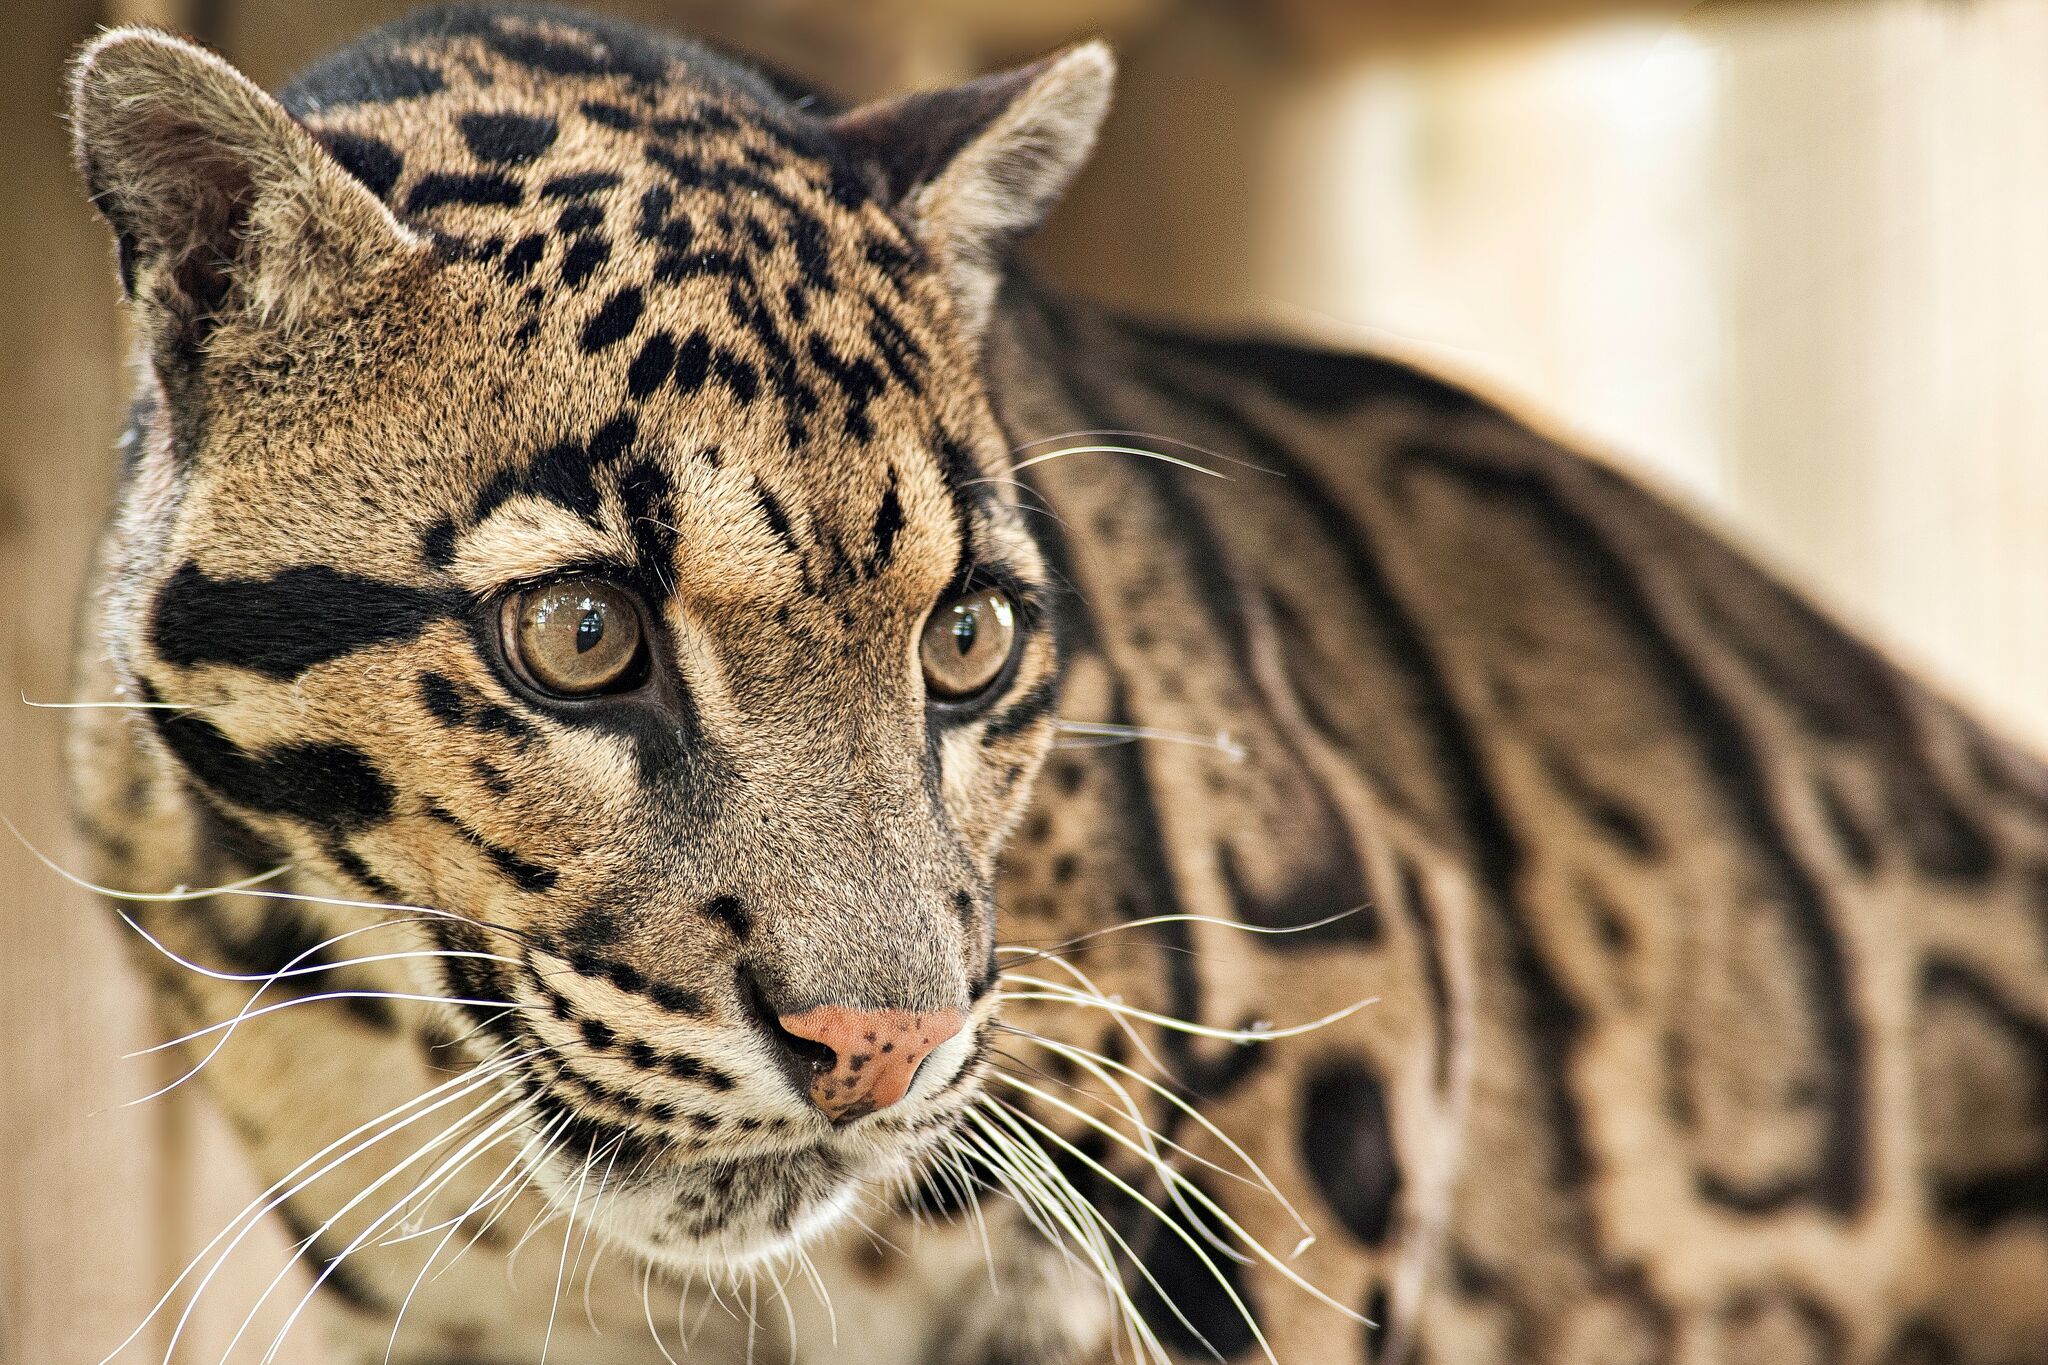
[937,726,1052,856]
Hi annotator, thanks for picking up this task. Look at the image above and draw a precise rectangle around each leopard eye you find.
[921,588,1018,700]
[501,578,647,697]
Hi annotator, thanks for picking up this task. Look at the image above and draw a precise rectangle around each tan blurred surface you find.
[7,0,2048,1360]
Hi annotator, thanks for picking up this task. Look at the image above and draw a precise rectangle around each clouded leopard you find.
[63,5,2048,1363]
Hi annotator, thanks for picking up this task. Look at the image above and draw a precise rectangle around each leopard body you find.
[64,7,2048,1363]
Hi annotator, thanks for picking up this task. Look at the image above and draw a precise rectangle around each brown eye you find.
[501,578,647,697]
[921,588,1018,700]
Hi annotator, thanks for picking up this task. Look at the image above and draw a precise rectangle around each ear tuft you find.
[833,42,1115,342]
[70,28,418,352]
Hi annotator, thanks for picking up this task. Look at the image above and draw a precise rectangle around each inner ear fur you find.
[70,27,420,354]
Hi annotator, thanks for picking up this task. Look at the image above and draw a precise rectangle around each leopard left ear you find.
[831,42,1115,342]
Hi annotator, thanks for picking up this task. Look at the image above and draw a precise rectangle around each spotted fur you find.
[65,7,2048,1364]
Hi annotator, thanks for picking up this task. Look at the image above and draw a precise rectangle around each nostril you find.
[740,967,838,1076]
[776,1004,967,1121]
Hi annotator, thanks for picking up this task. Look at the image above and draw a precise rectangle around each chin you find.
[548,1136,918,1273]
[598,1176,865,1271]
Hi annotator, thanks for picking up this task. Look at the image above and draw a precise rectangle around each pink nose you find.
[775,1005,966,1123]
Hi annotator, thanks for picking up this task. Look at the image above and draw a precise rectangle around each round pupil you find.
[576,607,605,653]
[950,608,978,656]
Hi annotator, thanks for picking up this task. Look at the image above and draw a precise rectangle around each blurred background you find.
[6,0,2048,1358]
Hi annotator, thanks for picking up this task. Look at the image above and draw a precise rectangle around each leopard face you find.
[71,5,1110,1268]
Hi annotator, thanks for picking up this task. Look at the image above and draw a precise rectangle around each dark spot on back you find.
[1299,1056,1402,1245]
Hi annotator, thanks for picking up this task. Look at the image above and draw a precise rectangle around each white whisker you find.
[1002,443,1230,480]
[1052,720,1246,763]
[996,976,1375,1042]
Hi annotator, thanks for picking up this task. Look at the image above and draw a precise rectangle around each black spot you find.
[542,170,621,199]
[580,287,644,352]
[1131,326,1487,418]
[559,235,611,289]
[618,460,679,588]
[556,202,604,234]
[405,172,524,213]
[711,350,759,404]
[1299,1057,1402,1246]
[151,561,446,681]
[319,131,403,199]
[753,479,803,559]
[979,675,1060,745]
[421,800,558,893]
[651,982,706,1015]
[520,439,600,521]
[459,111,559,165]
[1363,1282,1392,1362]
[867,471,903,575]
[579,100,638,131]
[483,25,666,84]
[1816,779,1878,875]
[500,233,546,283]
[587,413,638,465]
[671,330,711,393]
[419,673,468,725]
[282,51,443,110]
[474,761,512,796]
[1216,839,1379,948]
[702,895,749,940]
[273,1199,390,1309]
[143,691,392,832]
[807,333,886,442]
[580,1017,615,1051]
[628,332,677,399]
[422,517,458,569]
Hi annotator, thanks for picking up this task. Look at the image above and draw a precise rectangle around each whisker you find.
[958,1108,1172,1365]
[1001,443,1230,481]
[999,904,1372,958]
[114,907,521,985]
[644,1259,685,1365]
[540,1137,604,1365]
[1052,720,1247,763]
[1011,426,1284,478]
[999,1084,1364,1329]
[980,1097,1279,1365]
[259,1089,536,1364]
[997,1026,1317,1251]
[104,1048,538,1365]
[996,977,1375,1043]
[19,691,216,713]
[127,989,525,1062]
[8,817,538,949]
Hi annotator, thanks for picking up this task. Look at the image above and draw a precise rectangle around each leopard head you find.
[70,5,1112,1267]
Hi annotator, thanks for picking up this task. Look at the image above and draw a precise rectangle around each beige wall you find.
[7,1,2046,1360]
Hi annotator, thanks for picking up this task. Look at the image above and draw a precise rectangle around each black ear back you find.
[831,43,1115,341]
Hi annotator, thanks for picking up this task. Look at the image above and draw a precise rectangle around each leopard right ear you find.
[70,28,422,358]
[831,43,1114,346]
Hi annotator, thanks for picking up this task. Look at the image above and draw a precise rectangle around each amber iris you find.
[502,578,645,696]
[921,588,1017,699]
